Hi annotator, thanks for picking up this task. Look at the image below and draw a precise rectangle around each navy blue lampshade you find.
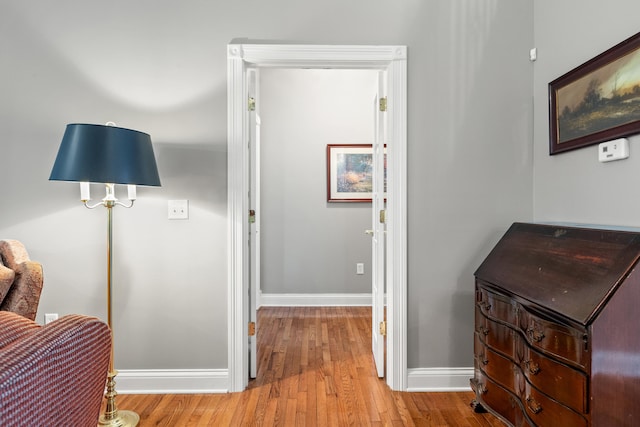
[49,123,161,186]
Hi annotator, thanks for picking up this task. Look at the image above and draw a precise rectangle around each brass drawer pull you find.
[479,301,492,312]
[479,353,489,366]
[470,378,487,395]
[527,327,545,342]
[524,360,540,375]
[526,396,543,414]
[475,352,489,366]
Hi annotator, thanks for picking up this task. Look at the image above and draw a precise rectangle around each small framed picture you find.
[327,144,385,202]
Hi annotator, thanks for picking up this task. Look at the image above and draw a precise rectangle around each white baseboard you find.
[114,367,471,394]
[406,367,473,392]
[260,292,372,307]
[116,369,229,394]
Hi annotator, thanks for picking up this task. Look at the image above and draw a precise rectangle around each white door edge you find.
[248,68,259,379]
[371,72,386,378]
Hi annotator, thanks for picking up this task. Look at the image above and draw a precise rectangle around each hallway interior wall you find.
[260,69,377,296]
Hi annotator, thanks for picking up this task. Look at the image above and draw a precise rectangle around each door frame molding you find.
[227,43,407,392]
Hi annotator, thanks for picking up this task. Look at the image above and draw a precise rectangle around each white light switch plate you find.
[599,138,629,162]
[168,200,189,219]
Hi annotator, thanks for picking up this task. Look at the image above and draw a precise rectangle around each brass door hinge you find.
[249,209,256,224]
[248,97,256,111]
[248,321,256,336]
[379,97,387,112]
[379,209,386,224]
[379,321,387,336]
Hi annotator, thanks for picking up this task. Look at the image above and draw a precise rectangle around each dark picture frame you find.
[327,144,384,203]
[549,31,640,155]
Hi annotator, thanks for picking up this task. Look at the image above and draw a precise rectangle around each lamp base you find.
[98,410,140,427]
[98,370,139,427]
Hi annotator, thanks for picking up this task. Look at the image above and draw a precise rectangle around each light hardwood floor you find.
[115,307,502,426]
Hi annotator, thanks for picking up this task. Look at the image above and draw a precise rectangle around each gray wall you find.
[260,69,376,295]
[406,2,533,367]
[0,0,533,372]
[533,0,640,226]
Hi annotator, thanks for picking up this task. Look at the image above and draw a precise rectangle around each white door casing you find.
[227,43,407,392]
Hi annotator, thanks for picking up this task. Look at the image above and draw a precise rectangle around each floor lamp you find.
[50,123,161,427]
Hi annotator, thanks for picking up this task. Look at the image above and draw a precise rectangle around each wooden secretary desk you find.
[471,222,640,426]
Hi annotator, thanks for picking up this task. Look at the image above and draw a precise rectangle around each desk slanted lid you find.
[475,222,640,325]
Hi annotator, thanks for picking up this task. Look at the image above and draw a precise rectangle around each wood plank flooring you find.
[115,306,503,426]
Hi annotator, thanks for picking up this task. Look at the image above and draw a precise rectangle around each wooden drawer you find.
[518,306,588,369]
[472,373,525,427]
[477,286,517,325]
[479,335,588,416]
[475,305,488,335]
[519,345,588,414]
[522,382,588,427]
[479,343,516,394]
[474,332,485,368]
[481,315,516,359]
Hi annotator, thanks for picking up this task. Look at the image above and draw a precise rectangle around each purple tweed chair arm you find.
[0,311,112,427]
[0,310,40,348]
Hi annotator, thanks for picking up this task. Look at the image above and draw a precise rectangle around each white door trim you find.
[227,43,407,392]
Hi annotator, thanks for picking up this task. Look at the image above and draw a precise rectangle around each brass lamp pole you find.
[91,185,139,426]
[50,123,161,427]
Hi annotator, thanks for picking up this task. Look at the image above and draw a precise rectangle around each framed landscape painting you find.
[326,144,385,203]
[549,31,640,154]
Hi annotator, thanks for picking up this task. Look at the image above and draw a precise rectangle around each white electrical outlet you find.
[599,138,629,162]
[44,313,58,324]
[356,263,364,275]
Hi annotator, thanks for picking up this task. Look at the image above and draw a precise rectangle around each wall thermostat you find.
[598,138,629,162]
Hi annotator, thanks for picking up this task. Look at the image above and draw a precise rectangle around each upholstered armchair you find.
[0,311,112,427]
[0,240,43,320]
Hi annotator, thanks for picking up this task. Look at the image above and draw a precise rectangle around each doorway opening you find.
[251,67,382,380]
[227,43,407,392]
